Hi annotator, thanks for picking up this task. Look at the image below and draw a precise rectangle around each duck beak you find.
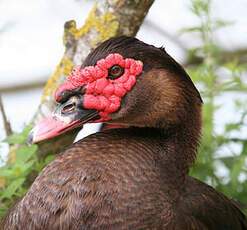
[27,96,98,144]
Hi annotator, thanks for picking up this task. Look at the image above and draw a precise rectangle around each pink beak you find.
[28,116,82,144]
[28,96,98,144]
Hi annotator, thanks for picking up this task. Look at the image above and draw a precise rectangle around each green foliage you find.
[186,0,247,214]
[0,126,55,217]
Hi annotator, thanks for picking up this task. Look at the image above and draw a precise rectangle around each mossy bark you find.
[34,0,155,157]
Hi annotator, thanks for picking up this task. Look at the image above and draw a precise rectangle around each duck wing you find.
[168,176,247,230]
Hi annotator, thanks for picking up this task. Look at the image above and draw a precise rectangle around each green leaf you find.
[180,26,202,34]
[224,123,242,133]
[4,125,32,144]
[213,19,234,29]
[1,178,25,199]
[5,133,26,145]
[15,145,37,164]
[0,168,15,177]
[44,155,55,164]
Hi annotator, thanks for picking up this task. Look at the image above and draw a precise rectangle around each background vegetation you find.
[187,0,247,213]
[0,0,246,218]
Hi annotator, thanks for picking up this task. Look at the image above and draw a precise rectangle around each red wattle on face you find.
[55,53,143,121]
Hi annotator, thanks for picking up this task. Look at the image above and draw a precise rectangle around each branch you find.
[144,20,187,51]
[185,48,247,67]
[228,138,247,142]
[0,79,46,93]
[0,94,12,136]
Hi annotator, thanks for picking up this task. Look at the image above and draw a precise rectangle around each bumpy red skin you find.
[55,53,143,122]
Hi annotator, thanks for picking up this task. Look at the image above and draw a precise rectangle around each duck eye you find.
[108,65,124,80]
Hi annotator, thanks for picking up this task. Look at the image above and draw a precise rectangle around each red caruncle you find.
[55,53,143,122]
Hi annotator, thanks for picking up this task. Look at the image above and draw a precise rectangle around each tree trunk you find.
[33,0,155,158]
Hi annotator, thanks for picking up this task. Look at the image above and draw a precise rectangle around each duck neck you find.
[162,123,200,167]
[155,117,201,192]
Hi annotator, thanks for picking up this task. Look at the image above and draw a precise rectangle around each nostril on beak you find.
[62,103,76,114]
[26,130,34,145]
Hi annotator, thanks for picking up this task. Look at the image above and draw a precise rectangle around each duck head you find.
[29,36,202,144]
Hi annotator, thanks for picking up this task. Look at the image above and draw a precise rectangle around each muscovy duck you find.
[3,36,247,229]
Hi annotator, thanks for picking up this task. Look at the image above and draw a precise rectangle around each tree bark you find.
[33,0,155,157]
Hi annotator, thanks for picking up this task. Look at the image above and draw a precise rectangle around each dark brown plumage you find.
[3,36,247,229]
